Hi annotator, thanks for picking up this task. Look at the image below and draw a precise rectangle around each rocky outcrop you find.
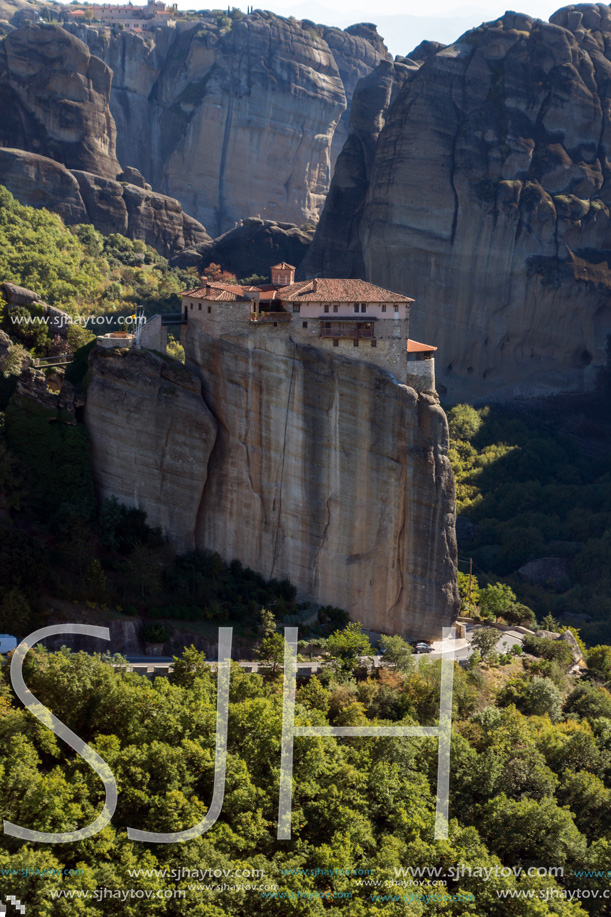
[68,13,389,235]
[300,58,416,279]
[0,24,119,178]
[12,368,84,423]
[85,348,218,552]
[0,148,210,256]
[84,335,458,640]
[305,6,611,401]
[187,218,314,277]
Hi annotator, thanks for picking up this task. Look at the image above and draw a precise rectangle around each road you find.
[121,625,526,677]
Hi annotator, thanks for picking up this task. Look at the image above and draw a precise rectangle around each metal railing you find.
[34,354,75,367]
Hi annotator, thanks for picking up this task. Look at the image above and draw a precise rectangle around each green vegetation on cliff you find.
[448,402,611,643]
[0,186,196,317]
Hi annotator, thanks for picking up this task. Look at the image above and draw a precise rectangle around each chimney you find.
[312,279,318,293]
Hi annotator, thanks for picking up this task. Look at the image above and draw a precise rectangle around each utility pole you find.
[468,557,473,614]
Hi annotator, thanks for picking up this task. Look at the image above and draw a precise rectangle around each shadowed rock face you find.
[85,338,459,641]
[68,13,389,235]
[305,6,611,401]
[0,148,210,256]
[0,24,119,178]
[191,218,314,277]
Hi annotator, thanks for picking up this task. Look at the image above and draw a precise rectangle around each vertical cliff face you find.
[305,6,611,401]
[0,24,119,178]
[85,337,458,641]
[69,14,389,235]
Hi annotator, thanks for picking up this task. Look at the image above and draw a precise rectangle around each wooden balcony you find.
[320,321,374,339]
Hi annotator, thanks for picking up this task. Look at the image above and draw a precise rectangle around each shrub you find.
[142,623,169,644]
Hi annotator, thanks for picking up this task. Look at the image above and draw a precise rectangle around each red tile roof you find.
[277,279,413,303]
[182,286,242,301]
[407,339,437,352]
[270,262,295,270]
[181,276,415,305]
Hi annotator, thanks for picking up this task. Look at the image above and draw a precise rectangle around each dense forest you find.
[2,637,611,914]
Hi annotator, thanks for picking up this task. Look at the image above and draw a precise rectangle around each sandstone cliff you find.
[68,13,389,235]
[0,24,119,178]
[0,148,210,256]
[305,5,611,401]
[84,336,458,640]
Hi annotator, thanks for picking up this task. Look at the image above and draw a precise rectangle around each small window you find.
[353,338,358,347]
[273,322,278,327]
[324,304,329,313]
[361,304,366,313]
[381,304,386,313]
[190,303,193,310]
[353,304,359,313]
[198,303,202,310]
[292,304,300,313]
[333,304,338,313]
[371,339,377,348]
[394,304,399,313]
[208,306,211,314]
[333,339,338,346]
[302,321,308,328]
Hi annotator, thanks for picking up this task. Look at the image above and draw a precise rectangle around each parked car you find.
[412,642,434,654]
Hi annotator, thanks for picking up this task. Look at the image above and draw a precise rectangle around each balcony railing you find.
[250,311,291,323]
[320,325,374,339]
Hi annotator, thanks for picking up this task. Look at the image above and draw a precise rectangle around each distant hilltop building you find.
[170,263,437,392]
[68,0,176,30]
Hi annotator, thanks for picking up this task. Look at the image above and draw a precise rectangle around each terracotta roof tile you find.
[277,278,414,303]
[407,339,437,352]
[181,286,242,301]
[270,262,295,270]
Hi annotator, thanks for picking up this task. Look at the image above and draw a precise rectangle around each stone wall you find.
[182,298,412,381]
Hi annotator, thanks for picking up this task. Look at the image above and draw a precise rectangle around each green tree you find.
[457,570,480,615]
[297,675,330,714]
[522,676,563,722]
[325,622,372,675]
[67,323,96,352]
[479,582,517,621]
[503,602,536,627]
[471,626,499,662]
[171,646,208,687]
[541,612,560,633]
[256,632,285,674]
[84,558,107,603]
[0,587,31,635]
[123,542,163,600]
[586,644,611,684]
[258,607,276,640]
[379,634,413,672]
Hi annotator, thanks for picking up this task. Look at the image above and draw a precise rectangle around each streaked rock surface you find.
[305,6,611,401]
[85,334,459,640]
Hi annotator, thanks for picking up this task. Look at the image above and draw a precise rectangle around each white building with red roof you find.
[179,263,437,391]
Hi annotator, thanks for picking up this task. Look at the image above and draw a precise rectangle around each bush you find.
[522,634,574,667]
[141,623,169,644]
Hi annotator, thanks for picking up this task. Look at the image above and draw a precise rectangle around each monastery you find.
[179,263,437,392]
[104,263,437,391]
